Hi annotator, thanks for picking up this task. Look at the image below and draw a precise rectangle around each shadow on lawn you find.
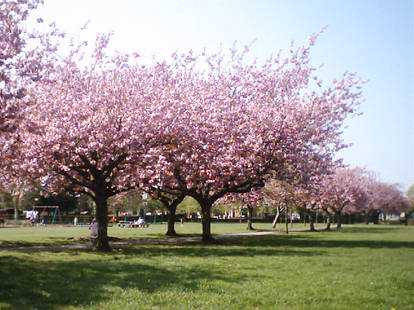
[124,242,322,258]
[333,226,403,234]
[115,232,413,260]
[216,234,414,250]
[0,253,246,310]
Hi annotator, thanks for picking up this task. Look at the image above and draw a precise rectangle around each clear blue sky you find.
[33,0,414,190]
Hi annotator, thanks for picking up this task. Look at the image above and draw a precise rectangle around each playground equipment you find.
[32,206,61,224]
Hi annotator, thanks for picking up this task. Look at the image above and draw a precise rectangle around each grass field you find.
[0,222,307,246]
[0,224,413,310]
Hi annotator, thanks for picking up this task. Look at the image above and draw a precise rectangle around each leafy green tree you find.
[177,197,200,218]
[109,192,144,216]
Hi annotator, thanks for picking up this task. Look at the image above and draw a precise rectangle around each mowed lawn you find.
[0,224,413,310]
[0,222,311,246]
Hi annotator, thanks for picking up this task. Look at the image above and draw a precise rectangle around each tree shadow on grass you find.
[118,233,414,259]
[216,234,414,250]
[0,253,246,310]
[334,226,403,234]
[120,242,322,259]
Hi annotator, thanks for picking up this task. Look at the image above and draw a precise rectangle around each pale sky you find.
[32,0,414,190]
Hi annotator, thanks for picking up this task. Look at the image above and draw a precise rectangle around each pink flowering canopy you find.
[13,35,167,249]
[0,0,61,133]
[316,167,370,224]
[365,179,409,215]
[314,167,409,226]
[16,34,164,197]
[142,34,364,204]
[10,30,365,244]
[0,0,64,192]
[133,35,365,240]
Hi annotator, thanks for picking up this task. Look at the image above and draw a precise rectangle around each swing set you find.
[33,206,62,224]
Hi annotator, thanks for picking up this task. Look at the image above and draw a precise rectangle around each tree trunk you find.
[165,196,185,236]
[13,205,18,223]
[166,203,178,236]
[336,213,342,229]
[285,207,289,234]
[372,211,379,224]
[272,206,281,228]
[200,200,214,242]
[309,211,316,232]
[94,192,110,251]
[13,195,20,223]
[246,205,255,231]
[326,215,331,231]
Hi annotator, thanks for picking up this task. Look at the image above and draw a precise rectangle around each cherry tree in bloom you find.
[317,167,370,229]
[15,35,164,250]
[0,0,63,196]
[146,189,185,236]
[218,178,303,232]
[142,33,364,241]
[217,188,266,231]
[0,0,61,133]
[365,180,409,223]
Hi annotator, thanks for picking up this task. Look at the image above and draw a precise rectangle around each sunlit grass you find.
[0,221,313,246]
[0,224,413,309]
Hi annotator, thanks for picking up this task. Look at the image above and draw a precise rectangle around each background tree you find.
[217,190,265,231]
[109,191,145,217]
[151,191,185,236]
[141,33,363,242]
[177,196,201,219]
[317,167,369,229]
[366,180,409,223]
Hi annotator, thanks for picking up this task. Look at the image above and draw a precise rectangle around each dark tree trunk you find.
[200,200,214,242]
[165,196,185,236]
[372,210,379,224]
[309,211,316,232]
[246,205,255,231]
[336,213,342,229]
[94,192,110,251]
[166,203,178,236]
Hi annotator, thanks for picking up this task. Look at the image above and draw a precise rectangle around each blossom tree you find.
[0,0,61,133]
[217,189,265,231]
[15,35,164,250]
[317,167,369,229]
[142,33,364,241]
[0,0,64,221]
[218,178,302,232]
[146,189,185,236]
[365,180,409,223]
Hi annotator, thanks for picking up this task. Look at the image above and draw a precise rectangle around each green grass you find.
[0,222,307,246]
[0,224,413,310]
